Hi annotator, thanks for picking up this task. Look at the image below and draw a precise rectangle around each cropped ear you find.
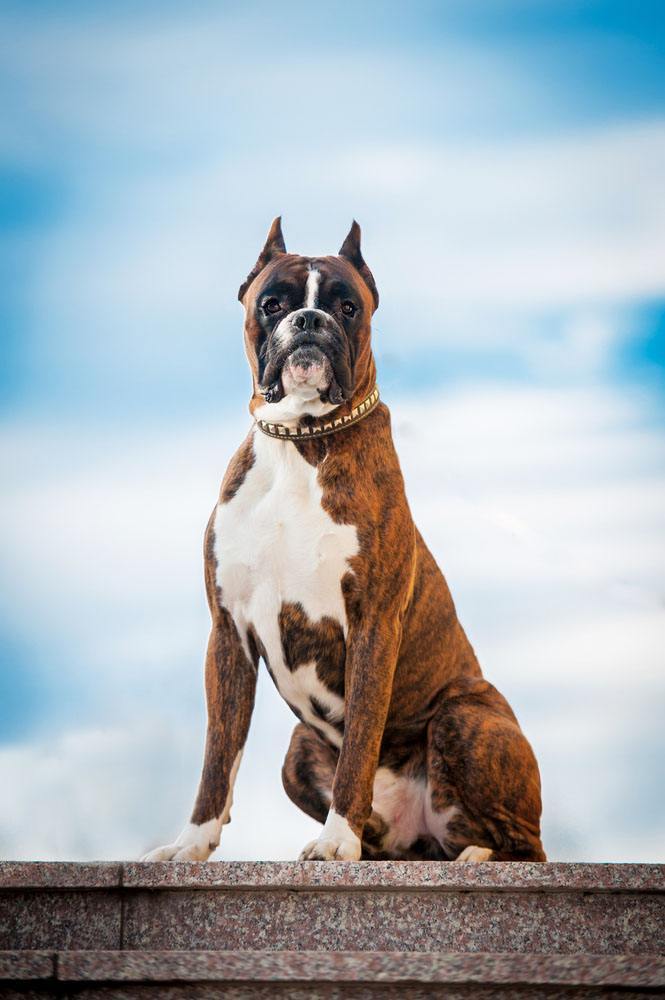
[338,220,379,310]
[238,216,287,302]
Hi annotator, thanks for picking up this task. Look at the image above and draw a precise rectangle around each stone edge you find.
[1,861,663,892]
[0,862,122,889]
[121,860,665,891]
[0,951,55,981]
[1,951,663,987]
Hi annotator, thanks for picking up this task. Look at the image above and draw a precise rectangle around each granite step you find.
[1,949,665,997]
[1,862,663,955]
[0,862,663,995]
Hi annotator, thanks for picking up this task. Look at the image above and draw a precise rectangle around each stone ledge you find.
[0,863,122,890]
[2,863,663,957]
[1,951,664,988]
[2,861,664,893]
[0,951,54,981]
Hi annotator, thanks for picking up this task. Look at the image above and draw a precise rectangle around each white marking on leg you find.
[299,808,362,861]
[219,748,244,826]
[456,844,493,862]
[305,267,321,309]
[141,751,243,862]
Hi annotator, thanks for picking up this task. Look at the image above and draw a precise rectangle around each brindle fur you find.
[191,219,545,861]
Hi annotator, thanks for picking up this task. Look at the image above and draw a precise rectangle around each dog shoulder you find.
[218,430,256,505]
[202,430,256,613]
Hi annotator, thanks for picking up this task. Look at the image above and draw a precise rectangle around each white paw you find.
[140,819,221,863]
[140,841,211,862]
[298,809,361,861]
[456,844,493,862]
[299,835,361,861]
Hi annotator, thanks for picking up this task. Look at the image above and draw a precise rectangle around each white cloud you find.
[18,116,664,408]
[339,119,665,312]
[0,698,320,862]
[4,1,664,365]
[0,6,536,164]
[29,119,665,330]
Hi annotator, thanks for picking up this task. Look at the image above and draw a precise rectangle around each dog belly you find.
[213,429,357,744]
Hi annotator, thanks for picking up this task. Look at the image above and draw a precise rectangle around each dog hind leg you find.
[427,678,546,862]
[282,723,335,825]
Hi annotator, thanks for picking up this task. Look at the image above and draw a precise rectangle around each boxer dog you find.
[143,219,546,863]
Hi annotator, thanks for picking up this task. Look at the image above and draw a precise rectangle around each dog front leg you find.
[142,608,257,862]
[300,620,400,861]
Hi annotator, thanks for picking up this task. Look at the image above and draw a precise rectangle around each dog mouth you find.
[261,337,351,406]
[282,345,332,394]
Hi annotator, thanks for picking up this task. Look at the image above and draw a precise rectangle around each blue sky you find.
[1,1,664,862]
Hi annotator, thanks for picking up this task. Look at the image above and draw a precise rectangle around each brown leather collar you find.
[255,386,380,440]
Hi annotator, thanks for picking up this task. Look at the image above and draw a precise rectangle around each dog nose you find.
[293,310,321,333]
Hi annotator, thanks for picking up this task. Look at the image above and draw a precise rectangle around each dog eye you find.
[263,297,282,315]
[341,300,356,317]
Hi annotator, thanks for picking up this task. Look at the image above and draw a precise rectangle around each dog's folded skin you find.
[142,219,546,864]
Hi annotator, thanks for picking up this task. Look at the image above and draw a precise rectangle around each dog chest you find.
[213,430,358,741]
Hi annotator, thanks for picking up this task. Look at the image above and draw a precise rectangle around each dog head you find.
[238,218,378,415]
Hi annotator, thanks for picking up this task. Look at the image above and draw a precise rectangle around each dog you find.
[143,219,546,863]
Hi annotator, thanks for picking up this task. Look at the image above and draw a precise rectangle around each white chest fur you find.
[213,429,358,745]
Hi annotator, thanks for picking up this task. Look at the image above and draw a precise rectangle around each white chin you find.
[282,371,328,398]
[255,376,336,424]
